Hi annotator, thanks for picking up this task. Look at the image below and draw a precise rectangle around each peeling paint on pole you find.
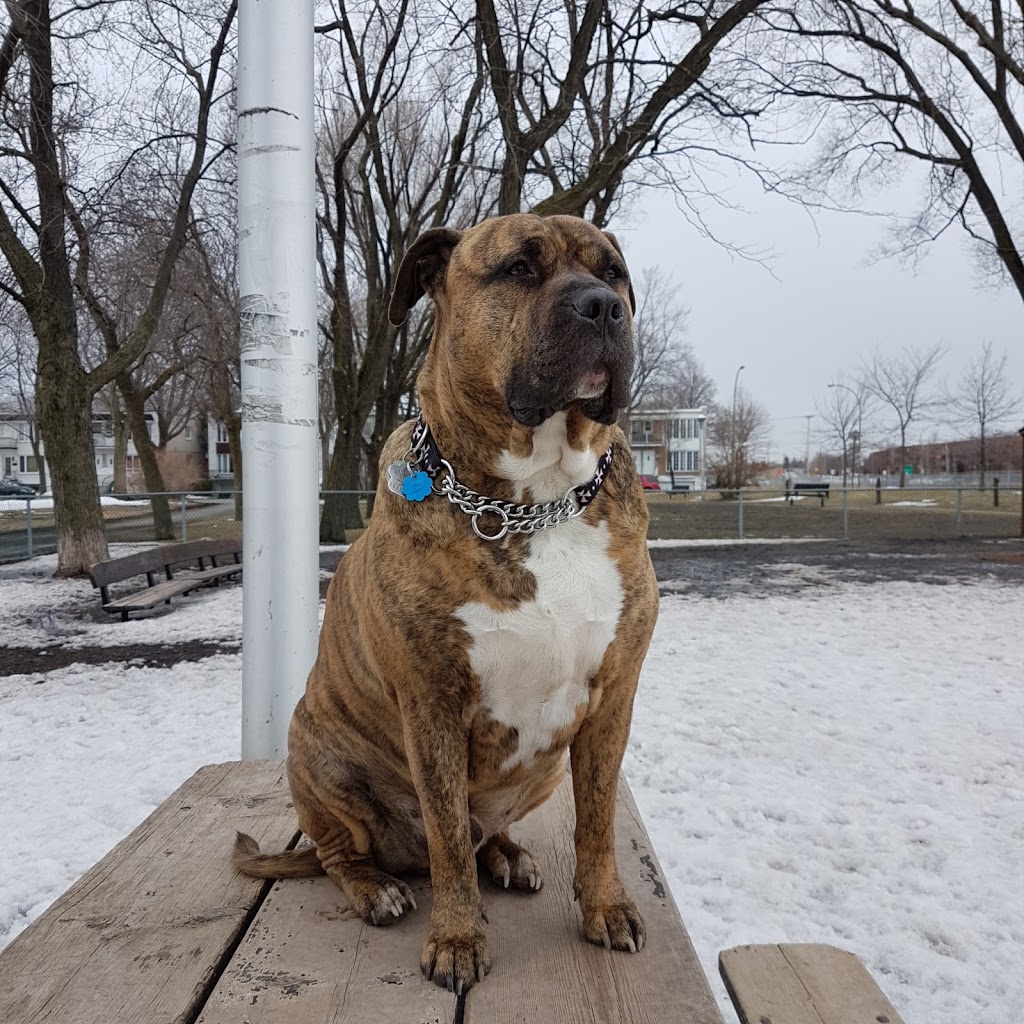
[238,0,318,759]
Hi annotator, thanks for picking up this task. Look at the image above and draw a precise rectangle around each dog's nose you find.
[571,286,624,327]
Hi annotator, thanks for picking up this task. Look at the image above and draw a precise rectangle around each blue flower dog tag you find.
[386,461,432,502]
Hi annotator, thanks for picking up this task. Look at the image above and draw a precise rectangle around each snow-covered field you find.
[1,545,1021,1023]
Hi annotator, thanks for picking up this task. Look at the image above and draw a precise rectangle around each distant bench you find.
[88,539,242,620]
[787,482,830,507]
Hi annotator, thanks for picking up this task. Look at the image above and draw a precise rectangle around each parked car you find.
[640,474,661,491]
[0,478,37,497]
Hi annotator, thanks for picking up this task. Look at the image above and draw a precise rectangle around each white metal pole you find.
[237,0,318,758]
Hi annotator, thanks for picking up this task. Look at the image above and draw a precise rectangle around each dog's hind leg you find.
[315,827,418,925]
[478,831,544,892]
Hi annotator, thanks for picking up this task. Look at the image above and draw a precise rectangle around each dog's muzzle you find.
[506,282,633,428]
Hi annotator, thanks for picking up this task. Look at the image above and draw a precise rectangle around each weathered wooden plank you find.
[0,760,298,1024]
[463,776,725,1024]
[89,548,170,588]
[103,578,197,612]
[719,943,906,1024]
[196,867,456,1024]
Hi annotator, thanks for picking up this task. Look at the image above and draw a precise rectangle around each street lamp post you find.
[731,365,745,490]
[828,382,862,487]
[1018,426,1024,538]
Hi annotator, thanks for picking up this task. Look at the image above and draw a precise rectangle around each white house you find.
[626,407,707,491]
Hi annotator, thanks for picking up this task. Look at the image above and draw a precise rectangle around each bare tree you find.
[764,2,1024,304]
[629,267,691,410]
[817,377,870,486]
[186,214,243,520]
[945,341,1020,487]
[860,343,944,488]
[0,298,44,490]
[707,389,771,489]
[314,2,498,541]
[476,0,775,224]
[0,0,236,574]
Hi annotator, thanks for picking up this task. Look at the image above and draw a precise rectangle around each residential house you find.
[625,407,707,491]
[1,404,207,493]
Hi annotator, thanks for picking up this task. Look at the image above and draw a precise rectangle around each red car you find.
[640,474,661,491]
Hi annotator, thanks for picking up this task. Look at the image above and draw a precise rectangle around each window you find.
[217,452,232,474]
[185,425,192,440]
[217,423,229,443]
[642,419,652,434]
[19,455,38,472]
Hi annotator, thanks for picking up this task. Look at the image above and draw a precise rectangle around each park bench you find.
[0,760,906,1024]
[787,482,831,507]
[88,539,243,621]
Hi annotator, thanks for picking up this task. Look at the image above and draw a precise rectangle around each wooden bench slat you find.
[463,776,725,1024]
[180,564,244,586]
[102,577,197,612]
[89,548,172,589]
[719,944,905,1024]
[197,774,721,1024]
[196,865,456,1024]
[0,761,298,1024]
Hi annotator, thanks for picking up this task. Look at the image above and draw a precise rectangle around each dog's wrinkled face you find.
[389,214,636,428]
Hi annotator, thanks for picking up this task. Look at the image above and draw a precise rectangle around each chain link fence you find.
[2,484,1021,564]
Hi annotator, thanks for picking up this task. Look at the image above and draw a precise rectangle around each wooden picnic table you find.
[0,760,725,1024]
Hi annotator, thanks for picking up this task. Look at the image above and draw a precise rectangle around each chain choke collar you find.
[385,416,613,542]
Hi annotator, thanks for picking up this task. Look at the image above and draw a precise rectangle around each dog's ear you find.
[388,228,463,326]
[603,230,636,314]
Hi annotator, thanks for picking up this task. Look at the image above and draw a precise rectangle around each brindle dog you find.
[234,213,659,993]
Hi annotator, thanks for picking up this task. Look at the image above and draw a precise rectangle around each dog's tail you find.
[232,831,326,879]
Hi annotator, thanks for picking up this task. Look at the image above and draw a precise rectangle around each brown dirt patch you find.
[0,640,240,678]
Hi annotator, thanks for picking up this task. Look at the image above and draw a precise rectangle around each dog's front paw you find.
[480,833,543,892]
[345,866,418,926]
[580,894,646,953]
[421,925,492,994]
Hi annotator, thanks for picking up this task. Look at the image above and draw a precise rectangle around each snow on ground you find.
[1,552,1022,1024]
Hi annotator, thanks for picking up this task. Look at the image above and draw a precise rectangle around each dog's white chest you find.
[456,519,624,770]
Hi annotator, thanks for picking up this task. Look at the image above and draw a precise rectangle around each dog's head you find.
[389,214,635,428]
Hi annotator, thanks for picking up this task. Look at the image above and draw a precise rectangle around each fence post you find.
[842,487,849,540]
[875,476,882,504]
[25,496,33,559]
[993,478,999,507]
[955,488,964,535]
[737,488,744,540]
[180,494,188,541]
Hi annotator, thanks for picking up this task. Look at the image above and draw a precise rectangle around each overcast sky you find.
[620,177,1023,463]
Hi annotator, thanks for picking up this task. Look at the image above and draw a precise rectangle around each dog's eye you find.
[605,265,625,282]
[506,260,532,278]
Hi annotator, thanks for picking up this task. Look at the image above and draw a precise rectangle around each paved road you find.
[319,537,1024,595]
[650,537,1024,598]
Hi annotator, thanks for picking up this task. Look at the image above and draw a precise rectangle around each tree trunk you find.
[118,373,173,539]
[898,428,908,488]
[111,388,128,493]
[15,0,109,575]
[227,416,243,521]
[978,429,987,488]
[37,362,108,574]
[320,423,365,542]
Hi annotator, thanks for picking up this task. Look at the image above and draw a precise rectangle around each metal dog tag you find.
[386,461,432,502]
[386,461,411,496]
